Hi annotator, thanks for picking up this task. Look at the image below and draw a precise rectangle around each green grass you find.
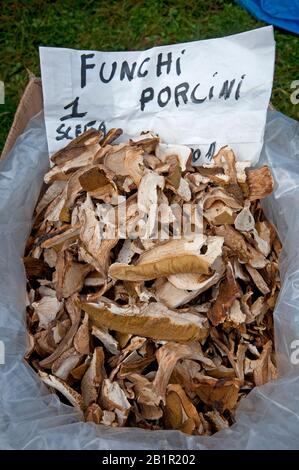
[1,0,298,150]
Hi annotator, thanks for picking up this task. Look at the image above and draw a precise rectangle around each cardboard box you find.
[1,75,43,159]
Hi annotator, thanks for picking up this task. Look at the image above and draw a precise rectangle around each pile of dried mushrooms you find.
[24,128,280,435]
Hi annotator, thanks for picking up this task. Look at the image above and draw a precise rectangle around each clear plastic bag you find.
[1,110,299,450]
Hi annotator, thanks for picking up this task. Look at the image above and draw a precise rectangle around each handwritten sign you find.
[40,26,275,164]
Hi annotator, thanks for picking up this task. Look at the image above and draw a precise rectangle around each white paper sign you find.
[40,26,275,164]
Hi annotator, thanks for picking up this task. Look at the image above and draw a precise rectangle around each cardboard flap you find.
[1,75,43,159]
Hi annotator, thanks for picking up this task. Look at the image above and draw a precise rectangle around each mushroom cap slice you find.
[109,236,223,282]
[81,300,209,343]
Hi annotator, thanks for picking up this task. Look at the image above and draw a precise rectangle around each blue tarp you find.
[236,0,299,35]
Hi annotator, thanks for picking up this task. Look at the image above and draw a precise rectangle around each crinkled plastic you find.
[0,110,299,450]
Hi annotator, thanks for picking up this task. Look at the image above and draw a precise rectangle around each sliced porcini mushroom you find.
[39,371,83,409]
[55,250,91,300]
[100,378,131,426]
[234,200,255,232]
[43,248,58,268]
[167,266,224,292]
[246,296,269,324]
[154,278,208,308]
[153,342,215,403]
[91,325,120,355]
[227,299,246,326]
[51,347,82,380]
[78,194,102,259]
[232,258,250,282]
[245,341,277,386]
[246,166,274,201]
[116,350,155,379]
[116,239,136,265]
[155,143,191,171]
[84,271,106,287]
[81,347,106,407]
[23,256,51,279]
[26,288,36,306]
[252,224,271,257]
[204,201,236,225]
[81,300,209,343]
[205,410,229,431]
[42,191,67,222]
[74,313,90,355]
[137,171,164,213]
[127,373,162,420]
[71,362,89,381]
[195,376,241,411]
[32,296,62,328]
[205,365,236,380]
[103,144,144,186]
[137,171,165,237]
[100,127,123,146]
[45,135,105,185]
[163,155,181,189]
[78,165,115,193]
[35,180,67,217]
[109,336,146,369]
[35,328,57,356]
[213,147,244,201]
[130,131,159,153]
[246,244,268,269]
[236,161,250,183]
[51,129,102,166]
[52,319,71,344]
[197,165,229,186]
[164,388,184,430]
[109,236,223,282]
[164,384,201,433]
[214,225,250,263]
[41,225,80,249]
[115,332,133,350]
[58,165,94,220]
[213,146,237,179]
[246,265,270,295]
[39,294,81,368]
[176,177,192,202]
[100,410,117,426]
[85,403,103,424]
[203,187,242,210]
[25,331,35,360]
[78,195,118,275]
[208,263,240,326]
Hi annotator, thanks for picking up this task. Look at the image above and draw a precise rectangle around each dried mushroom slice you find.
[100,379,131,426]
[208,262,240,326]
[82,300,209,342]
[246,166,274,201]
[55,250,91,300]
[39,371,83,409]
[51,129,102,166]
[103,144,144,186]
[195,376,241,411]
[32,296,62,328]
[164,384,201,433]
[85,403,103,424]
[81,347,106,407]
[109,236,223,281]
[51,347,82,380]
